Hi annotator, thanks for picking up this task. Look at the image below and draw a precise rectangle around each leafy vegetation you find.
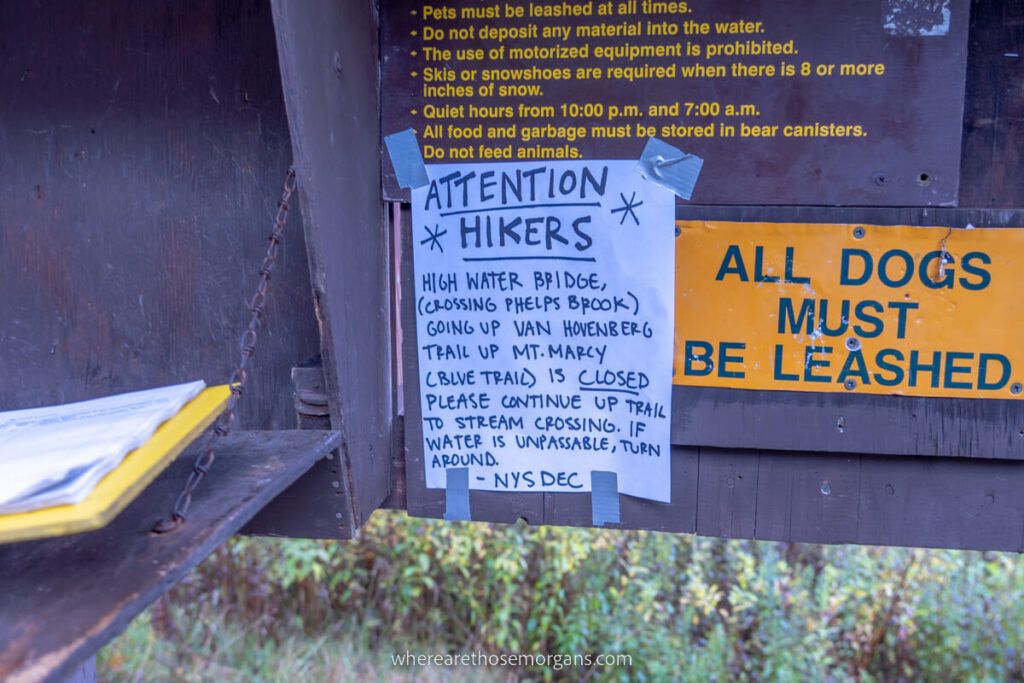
[101,510,1024,681]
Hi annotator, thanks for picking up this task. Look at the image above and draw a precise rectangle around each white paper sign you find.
[411,160,674,502]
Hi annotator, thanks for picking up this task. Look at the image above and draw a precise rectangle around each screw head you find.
[844,379,857,391]
[1012,383,1023,395]
[872,173,887,186]
[853,226,866,239]
[845,337,861,352]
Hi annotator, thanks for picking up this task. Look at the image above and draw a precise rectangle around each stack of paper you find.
[0,381,206,514]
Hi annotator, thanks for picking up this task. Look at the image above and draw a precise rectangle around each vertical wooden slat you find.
[959,0,1024,207]
[268,0,393,533]
[754,452,862,544]
[696,448,760,539]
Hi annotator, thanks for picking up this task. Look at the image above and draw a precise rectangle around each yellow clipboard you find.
[0,385,230,544]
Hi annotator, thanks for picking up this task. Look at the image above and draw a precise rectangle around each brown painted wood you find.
[406,440,1024,552]
[753,452,861,544]
[676,204,1024,228]
[692,450,1024,551]
[695,448,761,540]
[0,429,340,683]
[268,0,395,531]
[242,454,353,539]
[243,365,352,539]
[673,386,1024,460]
[856,455,1024,552]
[0,0,320,429]
[959,0,1024,207]
[690,449,1024,552]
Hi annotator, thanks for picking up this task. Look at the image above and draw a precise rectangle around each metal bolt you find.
[845,337,861,352]
[820,481,832,496]
[1012,383,1023,395]
[853,226,866,239]
[674,226,681,237]
[844,379,857,391]
[872,173,887,186]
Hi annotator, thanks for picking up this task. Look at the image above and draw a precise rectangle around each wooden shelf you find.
[0,429,340,683]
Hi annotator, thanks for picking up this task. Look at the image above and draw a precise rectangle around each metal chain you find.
[153,166,298,534]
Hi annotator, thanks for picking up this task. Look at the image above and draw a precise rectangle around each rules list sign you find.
[411,160,673,502]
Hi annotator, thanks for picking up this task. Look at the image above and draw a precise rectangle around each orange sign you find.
[674,221,1024,399]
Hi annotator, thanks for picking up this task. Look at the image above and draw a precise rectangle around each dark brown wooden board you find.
[399,437,1024,552]
[380,0,970,206]
[959,0,1024,208]
[267,0,396,535]
[241,454,354,539]
[753,451,861,544]
[674,386,1024,459]
[243,365,354,538]
[0,0,320,430]
[856,454,1024,551]
[695,448,760,540]
[696,448,1024,551]
[0,429,340,683]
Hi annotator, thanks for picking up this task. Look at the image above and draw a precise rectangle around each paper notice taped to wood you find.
[411,160,674,502]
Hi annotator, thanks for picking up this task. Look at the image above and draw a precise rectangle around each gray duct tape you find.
[591,470,621,527]
[443,467,471,521]
[636,137,704,201]
[384,128,429,189]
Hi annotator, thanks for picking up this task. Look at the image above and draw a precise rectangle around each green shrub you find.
[148,511,1024,681]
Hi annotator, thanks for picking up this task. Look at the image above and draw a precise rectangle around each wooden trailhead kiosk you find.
[1,0,1023,680]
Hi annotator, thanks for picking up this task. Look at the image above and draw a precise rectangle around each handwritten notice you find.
[411,160,673,502]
